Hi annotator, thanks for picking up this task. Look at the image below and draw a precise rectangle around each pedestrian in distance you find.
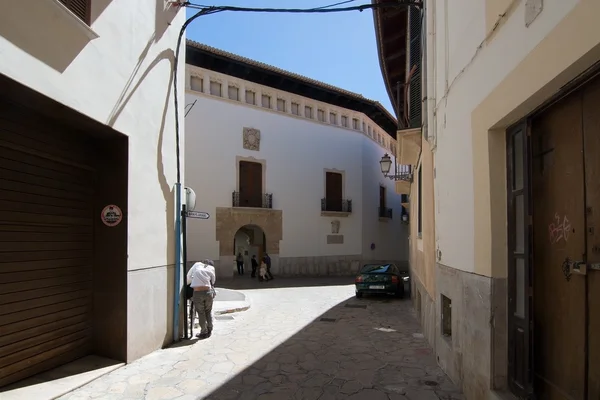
[186,259,216,339]
[259,261,270,282]
[250,254,258,278]
[263,253,274,280]
[236,252,244,275]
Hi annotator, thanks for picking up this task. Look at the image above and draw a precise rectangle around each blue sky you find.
[185,0,394,113]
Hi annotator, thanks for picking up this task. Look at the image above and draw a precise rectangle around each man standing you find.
[250,255,258,278]
[263,253,274,280]
[236,252,244,275]
[186,259,216,339]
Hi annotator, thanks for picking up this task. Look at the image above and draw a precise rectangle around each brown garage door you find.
[0,99,95,387]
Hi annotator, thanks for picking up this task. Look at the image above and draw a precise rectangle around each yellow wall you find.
[410,138,436,298]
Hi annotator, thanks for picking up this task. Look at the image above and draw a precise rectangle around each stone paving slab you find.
[57,280,463,400]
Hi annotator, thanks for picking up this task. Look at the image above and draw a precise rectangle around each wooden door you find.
[531,87,586,400]
[507,122,534,397]
[379,186,386,210]
[325,172,342,211]
[583,75,600,400]
[239,161,262,208]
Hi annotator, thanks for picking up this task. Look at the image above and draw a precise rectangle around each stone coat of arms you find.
[243,127,261,151]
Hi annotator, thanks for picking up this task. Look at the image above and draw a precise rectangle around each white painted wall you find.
[429,0,580,273]
[0,0,185,359]
[361,139,409,266]
[184,67,406,265]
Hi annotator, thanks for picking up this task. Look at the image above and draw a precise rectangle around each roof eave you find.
[372,0,399,118]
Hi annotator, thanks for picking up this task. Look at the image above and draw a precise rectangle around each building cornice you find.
[186,40,398,138]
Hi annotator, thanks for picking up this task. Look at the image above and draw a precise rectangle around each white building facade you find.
[184,42,409,278]
[0,0,185,387]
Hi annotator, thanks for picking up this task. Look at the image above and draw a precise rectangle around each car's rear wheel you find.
[394,285,404,299]
[355,291,363,299]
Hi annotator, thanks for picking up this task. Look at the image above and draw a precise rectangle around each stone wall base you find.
[412,277,436,353]
[190,255,407,278]
[276,256,405,277]
[435,263,500,400]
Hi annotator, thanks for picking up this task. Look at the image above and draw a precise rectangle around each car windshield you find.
[360,264,392,274]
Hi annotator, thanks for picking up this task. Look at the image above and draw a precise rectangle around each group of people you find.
[236,252,274,281]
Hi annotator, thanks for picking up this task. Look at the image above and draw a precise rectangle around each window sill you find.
[50,0,99,40]
[321,211,351,218]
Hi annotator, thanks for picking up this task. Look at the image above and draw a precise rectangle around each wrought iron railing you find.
[379,207,393,219]
[396,164,413,182]
[321,198,352,213]
[232,192,273,209]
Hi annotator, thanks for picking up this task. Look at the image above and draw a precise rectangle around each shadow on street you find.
[201,293,463,400]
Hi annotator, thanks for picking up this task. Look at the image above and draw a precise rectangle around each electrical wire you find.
[172,0,422,185]
[184,2,422,14]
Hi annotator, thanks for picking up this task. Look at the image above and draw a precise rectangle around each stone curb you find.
[214,303,251,315]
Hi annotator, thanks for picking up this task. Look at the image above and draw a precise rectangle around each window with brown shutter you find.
[59,0,91,24]
[325,172,343,212]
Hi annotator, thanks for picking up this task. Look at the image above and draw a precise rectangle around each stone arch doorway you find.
[215,207,282,277]
[233,225,266,273]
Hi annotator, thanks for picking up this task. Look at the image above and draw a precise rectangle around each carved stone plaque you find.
[525,0,543,27]
[243,127,261,151]
[327,235,344,244]
[331,220,340,234]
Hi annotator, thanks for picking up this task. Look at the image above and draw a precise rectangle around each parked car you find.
[354,263,408,298]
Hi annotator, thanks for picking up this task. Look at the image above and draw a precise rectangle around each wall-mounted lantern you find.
[379,153,412,181]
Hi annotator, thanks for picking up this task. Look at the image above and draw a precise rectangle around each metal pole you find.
[182,203,188,339]
[173,183,182,342]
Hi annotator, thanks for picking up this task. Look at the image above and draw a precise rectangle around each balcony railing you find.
[379,207,393,219]
[232,192,273,209]
[321,198,352,213]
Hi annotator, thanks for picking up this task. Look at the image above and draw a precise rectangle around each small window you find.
[362,122,366,132]
[228,86,239,101]
[305,106,313,119]
[262,94,271,108]
[245,90,256,105]
[341,116,348,127]
[291,102,300,115]
[277,98,286,112]
[379,185,386,210]
[329,112,337,125]
[368,126,371,135]
[317,109,325,122]
[190,76,203,92]
[59,0,91,24]
[352,118,359,130]
[210,81,222,97]
[442,294,452,337]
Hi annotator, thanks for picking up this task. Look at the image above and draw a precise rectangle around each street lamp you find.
[379,153,412,181]
[379,153,393,177]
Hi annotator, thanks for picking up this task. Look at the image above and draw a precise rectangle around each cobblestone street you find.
[58,278,463,400]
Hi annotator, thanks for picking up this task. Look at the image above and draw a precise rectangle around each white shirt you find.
[187,262,216,288]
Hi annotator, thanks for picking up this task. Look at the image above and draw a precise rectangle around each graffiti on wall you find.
[549,213,572,244]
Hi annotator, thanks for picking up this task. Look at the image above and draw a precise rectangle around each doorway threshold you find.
[0,355,123,400]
